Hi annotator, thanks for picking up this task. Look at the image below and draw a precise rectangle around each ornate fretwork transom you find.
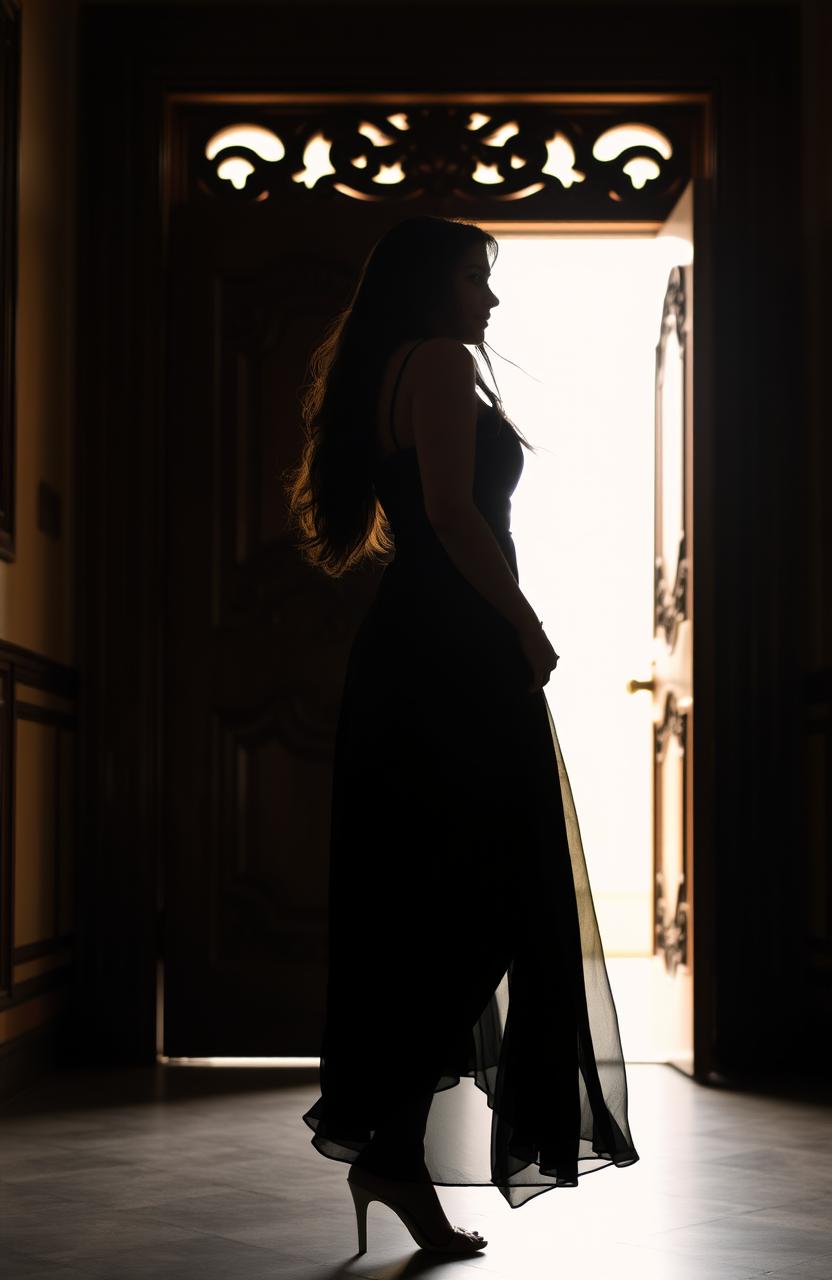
[173,98,701,221]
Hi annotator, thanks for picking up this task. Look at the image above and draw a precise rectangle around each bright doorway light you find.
[480,234,688,1059]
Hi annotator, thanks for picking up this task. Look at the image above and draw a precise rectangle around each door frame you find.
[75,2,803,1082]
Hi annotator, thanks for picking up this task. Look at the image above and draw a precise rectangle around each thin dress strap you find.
[388,339,428,452]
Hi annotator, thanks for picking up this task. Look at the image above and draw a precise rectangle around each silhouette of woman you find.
[285,216,639,1254]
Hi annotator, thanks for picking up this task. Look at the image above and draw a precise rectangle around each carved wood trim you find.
[168,95,707,223]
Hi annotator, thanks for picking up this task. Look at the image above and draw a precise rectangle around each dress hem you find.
[301,1111,640,1209]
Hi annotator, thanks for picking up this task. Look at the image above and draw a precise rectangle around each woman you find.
[285,215,639,1256]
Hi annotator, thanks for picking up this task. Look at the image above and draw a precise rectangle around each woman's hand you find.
[517,620,559,692]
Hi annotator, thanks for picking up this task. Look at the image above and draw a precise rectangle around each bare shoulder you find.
[407,338,476,407]
[408,340,480,528]
[411,337,476,377]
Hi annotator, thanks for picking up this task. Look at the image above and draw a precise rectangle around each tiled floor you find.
[1,1062,831,1279]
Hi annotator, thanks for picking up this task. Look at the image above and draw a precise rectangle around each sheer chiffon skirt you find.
[302,590,640,1209]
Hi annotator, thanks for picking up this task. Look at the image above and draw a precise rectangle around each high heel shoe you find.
[347,1162,488,1256]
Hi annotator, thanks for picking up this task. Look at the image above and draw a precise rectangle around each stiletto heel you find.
[347,1163,487,1256]
[348,1178,370,1254]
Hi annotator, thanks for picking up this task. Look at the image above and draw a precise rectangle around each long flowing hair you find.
[283,215,535,578]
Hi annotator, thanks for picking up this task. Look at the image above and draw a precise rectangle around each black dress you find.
[302,341,640,1209]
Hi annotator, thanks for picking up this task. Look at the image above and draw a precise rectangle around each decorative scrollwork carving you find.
[655,265,689,649]
[181,101,695,219]
[655,533,689,649]
[655,689,687,761]
[654,693,689,973]
[656,867,689,975]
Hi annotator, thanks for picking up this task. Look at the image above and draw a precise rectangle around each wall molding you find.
[0,642,79,1030]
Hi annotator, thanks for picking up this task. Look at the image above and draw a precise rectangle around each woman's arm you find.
[409,338,540,636]
[430,505,540,635]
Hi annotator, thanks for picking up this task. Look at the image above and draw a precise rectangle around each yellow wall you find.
[0,0,79,1061]
[0,0,77,663]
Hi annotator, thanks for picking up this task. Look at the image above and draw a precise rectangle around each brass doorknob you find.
[626,677,655,694]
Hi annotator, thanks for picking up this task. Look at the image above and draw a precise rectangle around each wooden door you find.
[163,201,397,1055]
[629,180,700,1074]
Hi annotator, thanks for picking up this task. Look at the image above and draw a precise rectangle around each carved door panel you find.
[163,202,396,1055]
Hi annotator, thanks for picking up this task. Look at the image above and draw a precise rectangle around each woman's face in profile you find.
[435,242,500,343]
